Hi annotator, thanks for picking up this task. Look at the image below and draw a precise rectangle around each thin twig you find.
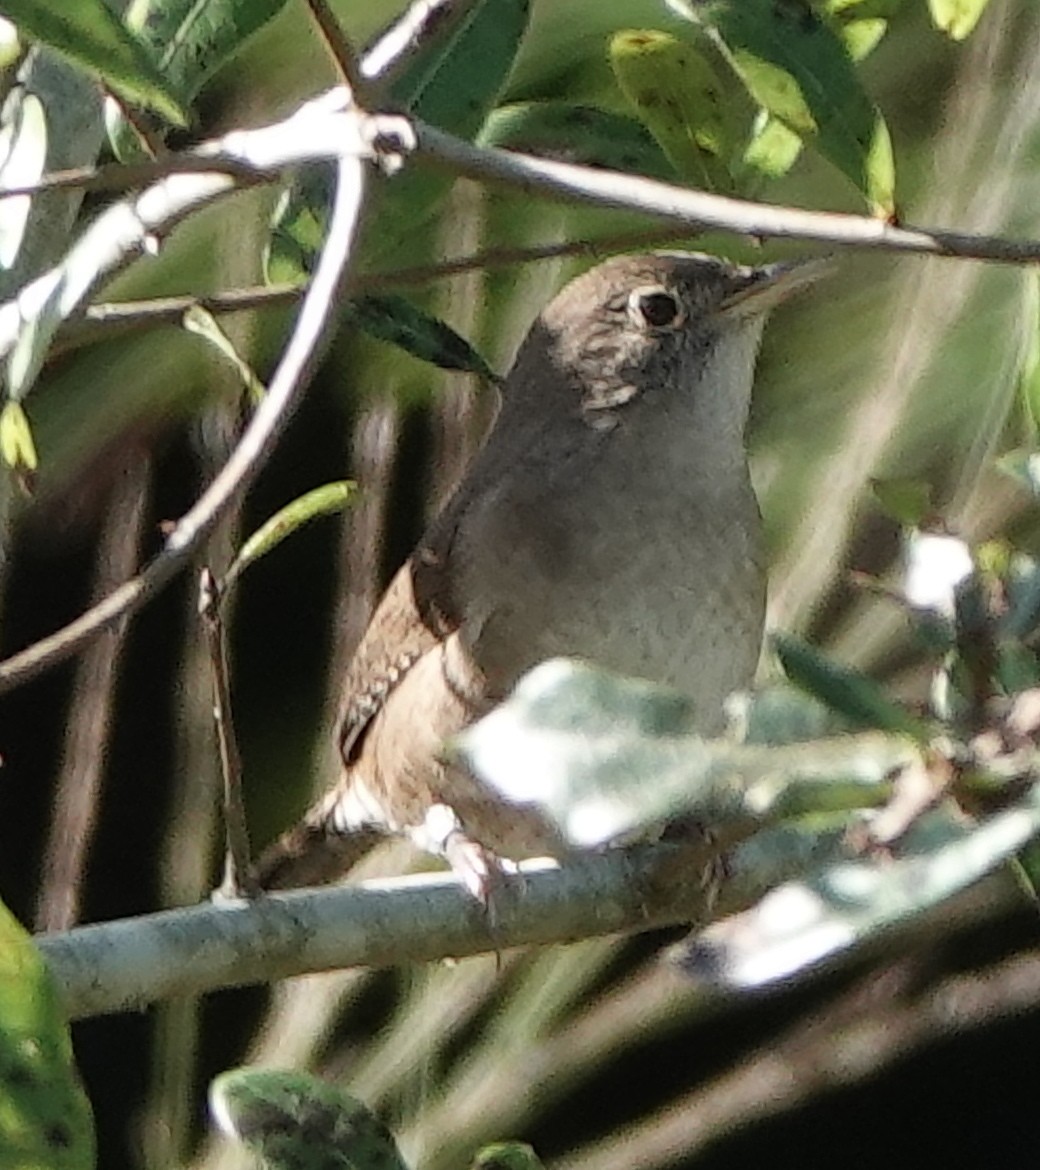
[362,0,482,85]
[302,0,371,101]
[413,121,1040,265]
[199,569,258,898]
[0,154,269,201]
[60,227,696,353]
[0,139,372,693]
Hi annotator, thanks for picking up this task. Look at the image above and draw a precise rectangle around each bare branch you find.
[38,843,727,1019]
[0,122,378,692]
[362,0,483,86]
[61,228,696,352]
[302,0,371,100]
[412,122,1040,265]
[0,154,270,201]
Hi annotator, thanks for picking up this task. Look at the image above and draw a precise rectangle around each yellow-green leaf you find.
[609,29,742,191]
[927,0,992,39]
[182,306,266,406]
[0,900,95,1169]
[742,110,802,177]
[677,0,897,215]
[224,482,357,589]
[1017,269,1040,439]
[0,401,37,472]
[870,477,934,527]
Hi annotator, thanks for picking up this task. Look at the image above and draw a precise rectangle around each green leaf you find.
[210,1068,410,1170]
[478,102,677,179]
[742,110,802,178]
[267,0,531,281]
[109,0,289,158]
[927,0,992,39]
[0,401,37,471]
[224,482,356,589]
[264,165,333,285]
[125,0,288,103]
[773,632,928,739]
[182,306,265,405]
[609,29,743,191]
[674,0,896,215]
[348,295,498,380]
[1001,552,1040,642]
[471,1144,546,1170]
[678,796,1040,986]
[456,659,907,847]
[734,684,844,746]
[0,899,95,1169]
[869,476,934,526]
[0,0,186,124]
[1016,269,1040,439]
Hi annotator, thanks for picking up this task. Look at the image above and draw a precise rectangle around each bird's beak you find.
[719,255,835,318]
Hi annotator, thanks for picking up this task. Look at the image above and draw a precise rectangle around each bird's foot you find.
[420,804,519,926]
[660,816,730,913]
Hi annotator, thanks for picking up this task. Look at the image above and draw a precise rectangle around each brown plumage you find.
[256,251,823,895]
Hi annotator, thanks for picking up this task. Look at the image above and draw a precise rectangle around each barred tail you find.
[254,820,385,891]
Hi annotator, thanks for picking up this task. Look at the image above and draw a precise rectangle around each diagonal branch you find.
[0,122,378,692]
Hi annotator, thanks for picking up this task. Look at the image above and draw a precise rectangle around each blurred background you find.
[3,0,1040,1166]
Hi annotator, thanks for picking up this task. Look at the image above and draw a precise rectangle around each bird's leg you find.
[419,803,517,916]
[660,815,730,915]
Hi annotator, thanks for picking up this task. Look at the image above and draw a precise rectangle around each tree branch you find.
[0,109,384,692]
[37,837,807,1020]
[412,122,1040,265]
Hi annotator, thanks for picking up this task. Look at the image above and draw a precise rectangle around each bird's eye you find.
[630,286,684,330]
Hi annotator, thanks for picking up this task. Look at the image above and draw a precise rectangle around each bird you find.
[255,250,823,897]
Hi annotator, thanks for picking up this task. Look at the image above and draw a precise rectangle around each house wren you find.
[256,251,822,895]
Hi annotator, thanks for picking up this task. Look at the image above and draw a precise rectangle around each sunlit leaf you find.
[457,659,907,847]
[471,1143,546,1170]
[210,1068,410,1170]
[927,0,992,39]
[0,899,94,1169]
[609,29,742,190]
[0,0,186,124]
[669,0,896,215]
[0,400,37,471]
[676,797,1040,986]
[224,482,356,589]
[742,110,802,177]
[901,529,973,618]
[182,305,265,405]
[478,102,677,179]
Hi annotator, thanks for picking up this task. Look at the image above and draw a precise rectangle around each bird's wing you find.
[336,516,463,764]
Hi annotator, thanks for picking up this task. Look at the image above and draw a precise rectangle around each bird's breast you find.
[461,468,765,734]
